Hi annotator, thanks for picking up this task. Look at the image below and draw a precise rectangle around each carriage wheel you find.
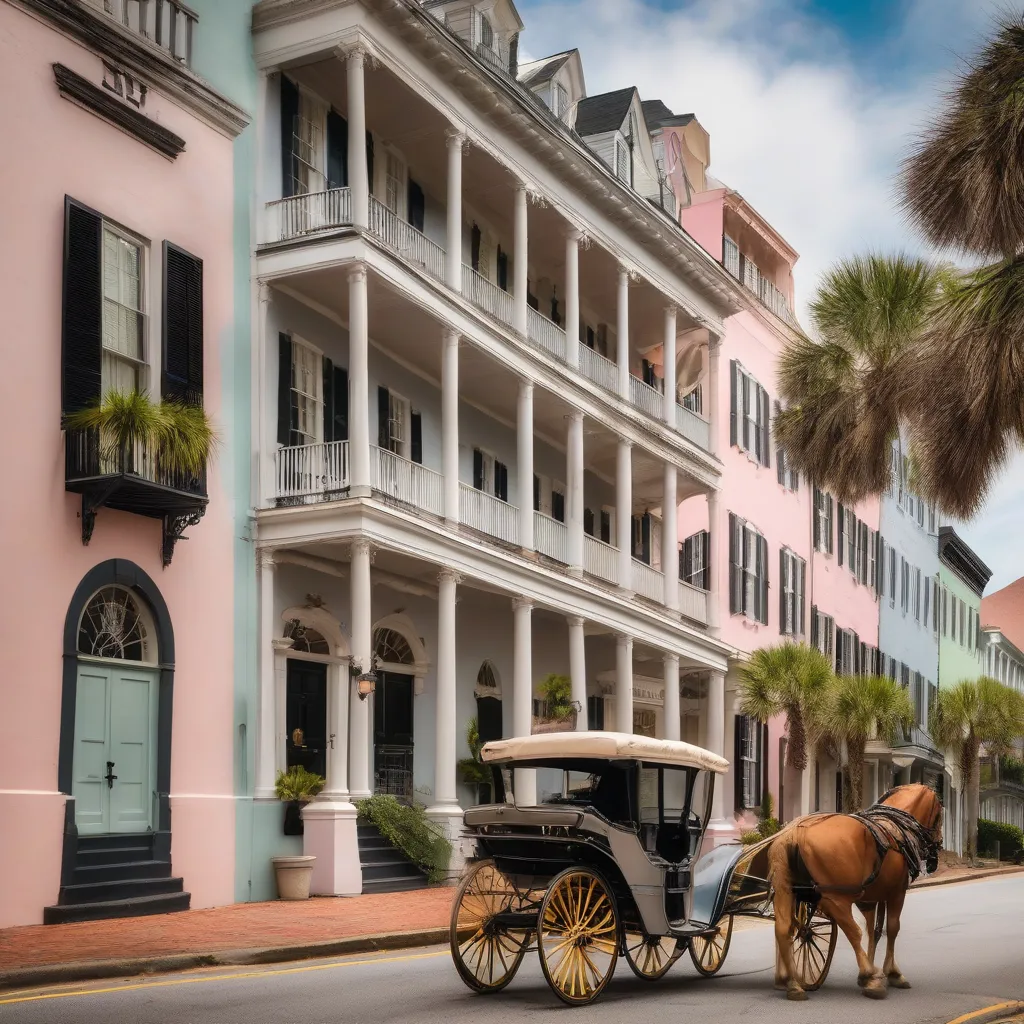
[537,867,619,1005]
[688,914,734,977]
[450,859,531,994]
[791,902,837,992]
[623,929,681,981]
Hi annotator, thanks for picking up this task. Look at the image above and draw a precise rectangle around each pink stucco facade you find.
[0,7,238,926]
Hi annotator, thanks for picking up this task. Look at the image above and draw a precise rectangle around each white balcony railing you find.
[459,483,519,545]
[275,441,349,503]
[371,447,444,517]
[106,0,198,67]
[632,559,664,602]
[584,535,618,584]
[369,197,446,283]
[267,188,352,242]
[527,306,567,361]
[462,265,515,328]
[678,581,709,625]
[534,512,568,563]
[630,375,663,420]
[675,404,711,450]
[579,344,618,393]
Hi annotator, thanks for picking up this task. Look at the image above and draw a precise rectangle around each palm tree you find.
[930,677,1024,861]
[815,674,913,811]
[773,254,948,506]
[738,642,834,772]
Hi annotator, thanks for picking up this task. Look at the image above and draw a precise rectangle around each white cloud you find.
[517,0,1020,592]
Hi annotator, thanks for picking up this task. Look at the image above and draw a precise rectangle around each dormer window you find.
[552,82,569,119]
[479,12,494,50]
[615,138,630,184]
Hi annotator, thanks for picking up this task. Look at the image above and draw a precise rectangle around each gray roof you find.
[518,50,575,89]
[574,87,637,137]
[642,99,694,130]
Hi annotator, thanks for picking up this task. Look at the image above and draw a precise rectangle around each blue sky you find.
[515,0,1019,594]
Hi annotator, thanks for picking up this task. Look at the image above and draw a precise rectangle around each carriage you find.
[449,731,838,1006]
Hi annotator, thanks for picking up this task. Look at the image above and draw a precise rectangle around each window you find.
[293,88,326,194]
[870,531,879,592]
[78,586,152,662]
[810,606,835,656]
[473,448,508,501]
[600,507,614,545]
[888,548,897,607]
[730,361,770,466]
[774,403,799,491]
[813,488,834,554]
[923,575,931,629]
[723,235,741,279]
[631,513,653,565]
[941,587,949,636]
[779,548,806,637]
[615,137,630,183]
[680,530,710,591]
[960,603,967,647]
[384,151,405,217]
[286,340,322,446]
[951,595,959,642]
[928,505,937,534]
[836,627,857,675]
[384,391,408,455]
[729,513,768,624]
[552,82,569,119]
[735,716,764,811]
[478,11,494,49]
[101,228,145,394]
[914,568,922,622]
[845,509,857,572]
[901,558,911,615]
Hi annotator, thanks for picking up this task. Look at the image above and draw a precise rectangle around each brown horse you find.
[768,783,943,1001]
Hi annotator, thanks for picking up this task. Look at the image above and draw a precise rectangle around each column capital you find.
[338,41,377,70]
[618,438,634,450]
[445,127,467,149]
[663,651,680,666]
[258,280,271,305]
[567,615,585,629]
[512,596,534,612]
[664,303,677,317]
[438,569,462,586]
[566,227,583,244]
[616,633,633,648]
[518,379,534,398]
[347,262,367,285]
[567,409,584,425]
[443,327,461,346]
[350,538,374,563]
[257,548,276,571]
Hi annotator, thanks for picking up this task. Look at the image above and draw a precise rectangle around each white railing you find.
[527,306,567,361]
[371,447,444,517]
[680,384,703,415]
[534,512,568,563]
[369,197,446,283]
[723,235,798,327]
[676,403,711,450]
[632,559,664,603]
[678,581,709,624]
[107,0,197,67]
[630,375,663,420]
[584,535,618,584]
[275,441,349,503]
[459,483,519,545]
[579,344,618,393]
[461,265,515,328]
[267,188,352,242]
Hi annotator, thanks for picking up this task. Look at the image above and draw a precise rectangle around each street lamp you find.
[350,658,378,700]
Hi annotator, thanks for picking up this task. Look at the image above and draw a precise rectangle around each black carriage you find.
[449,731,837,1006]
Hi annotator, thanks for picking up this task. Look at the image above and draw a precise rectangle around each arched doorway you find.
[283,620,331,780]
[473,662,503,805]
[372,625,418,803]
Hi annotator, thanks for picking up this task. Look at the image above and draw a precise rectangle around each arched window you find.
[475,661,503,746]
[284,619,331,655]
[479,12,494,49]
[374,627,415,665]
[77,586,154,662]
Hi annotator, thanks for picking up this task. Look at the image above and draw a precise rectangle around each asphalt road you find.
[2,875,1023,1024]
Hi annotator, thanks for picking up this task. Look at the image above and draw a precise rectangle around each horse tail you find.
[768,824,800,905]
[873,900,886,947]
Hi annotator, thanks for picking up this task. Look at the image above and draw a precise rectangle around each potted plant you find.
[532,674,578,734]
[457,717,494,804]
[275,765,325,836]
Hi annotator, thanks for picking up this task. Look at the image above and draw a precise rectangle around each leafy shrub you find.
[357,795,452,883]
[457,717,492,787]
[274,765,325,802]
[759,817,782,839]
[1000,755,1024,786]
[539,674,574,718]
[978,818,1024,861]
[740,830,763,846]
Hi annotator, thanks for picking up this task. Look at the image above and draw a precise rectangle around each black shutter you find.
[326,109,348,189]
[701,531,711,591]
[162,243,204,406]
[333,365,348,441]
[496,462,509,501]
[408,179,425,232]
[277,333,292,446]
[761,387,771,468]
[759,535,769,625]
[496,246,508,291]
[377,386,390,447]
[584,507,595,536]
[61,197,103,417]
[411,411,422,464]
[681,535,692,583]
[588,695,605,731]
[741,373,751,451]
[641,513,652,565]
[837,503,845,566]
[552,490,565,523]
[471,224,481,272]
[799,559,807,637]
[551,295,561,326]
[729,513,741,614]
[813,488,822,550]
[280,75,299,198]
[533,473,540,512]
[366,131,375,195]
[779,549,787,635]
[734,716,745,810]
[600,510,611,544]
[729,360,738,447]
[477,696,503,744]
[322,356,335,442]
[827,497,835,554]
[810,604,819,649]
[473,449,484,490]
[760,723,770,811]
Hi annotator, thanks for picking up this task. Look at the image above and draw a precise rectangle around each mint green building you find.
[937,527,991,688]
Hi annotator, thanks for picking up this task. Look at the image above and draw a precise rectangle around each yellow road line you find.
[946,1002,1024,1024]
[0,948,449,1006]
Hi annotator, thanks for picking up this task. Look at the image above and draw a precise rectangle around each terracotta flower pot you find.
[272,855,316,900]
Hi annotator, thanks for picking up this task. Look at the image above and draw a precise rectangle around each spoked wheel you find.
[450,859,531,993]
[623,929,681,981]
[791,902,837,991]
[688,914,734,977]
[537,867,620,1005]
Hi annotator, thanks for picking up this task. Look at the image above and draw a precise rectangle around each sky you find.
[515,0,1020,595]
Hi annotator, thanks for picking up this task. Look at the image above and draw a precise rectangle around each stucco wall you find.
[0,8,237,925]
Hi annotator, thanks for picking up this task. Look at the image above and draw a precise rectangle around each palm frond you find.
[156,401,219,475]
[64,390,164,460]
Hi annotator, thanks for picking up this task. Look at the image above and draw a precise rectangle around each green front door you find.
[73,663,158,834]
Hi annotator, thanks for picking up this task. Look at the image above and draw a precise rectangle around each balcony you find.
[275,440,349,505]
[579,344,617,392]
[629,375,662,420]
[65,427,207,565]
[723,236,797,327]
[372,447,444,517]
[679,581,709,624]
[462,264,515,328]
[369,197,446,283]
[527,306,567,362]
[534,511,568,563]
[676,403,711,450]
[267,188,351,243]
[584,535,618,585]
[632,559,664,603]
[459,483,519,545]
[102,0,198,67]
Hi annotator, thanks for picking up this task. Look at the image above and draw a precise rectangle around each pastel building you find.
[0,0,247,925]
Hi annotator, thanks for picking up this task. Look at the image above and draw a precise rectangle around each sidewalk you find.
[1,863,1021,991]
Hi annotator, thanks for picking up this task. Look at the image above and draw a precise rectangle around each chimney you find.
[509,33,519,77]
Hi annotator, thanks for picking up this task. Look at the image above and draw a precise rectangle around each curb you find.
[946,1001,1024,1024]
[911,866,1024,891]
[0,927,449,993]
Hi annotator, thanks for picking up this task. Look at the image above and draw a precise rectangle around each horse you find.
[768,783,943,1001]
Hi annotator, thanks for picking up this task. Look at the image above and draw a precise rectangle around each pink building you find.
[0,2,247,926]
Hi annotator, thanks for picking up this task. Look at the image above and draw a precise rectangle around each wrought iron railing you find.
[374,745,414,805]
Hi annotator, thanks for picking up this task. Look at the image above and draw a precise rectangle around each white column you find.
[514,185,529,336]
[428,571,461,814]
[565,230,581,369]
[255,282,272,508]
[445,132,464,291]
[442,329,460,524]
[323,654,350,800]
[513,597,536,805]
[663,654,680,741]
[617,267,630,399]
[616,440,632,591]
[567,411,584,574]
[348,264,370,494]
[256,550,277,799]
[346,48,369,229]
[663,463,678,611]
[708,335,721,456]
[708,669,727,821]
[663,305,677,425]
[518,381,534,551]
[568,616,587,731]
[616,635,634,733]
[348,540,373,798]
[707,489,722,634]
[255,69,271,240]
